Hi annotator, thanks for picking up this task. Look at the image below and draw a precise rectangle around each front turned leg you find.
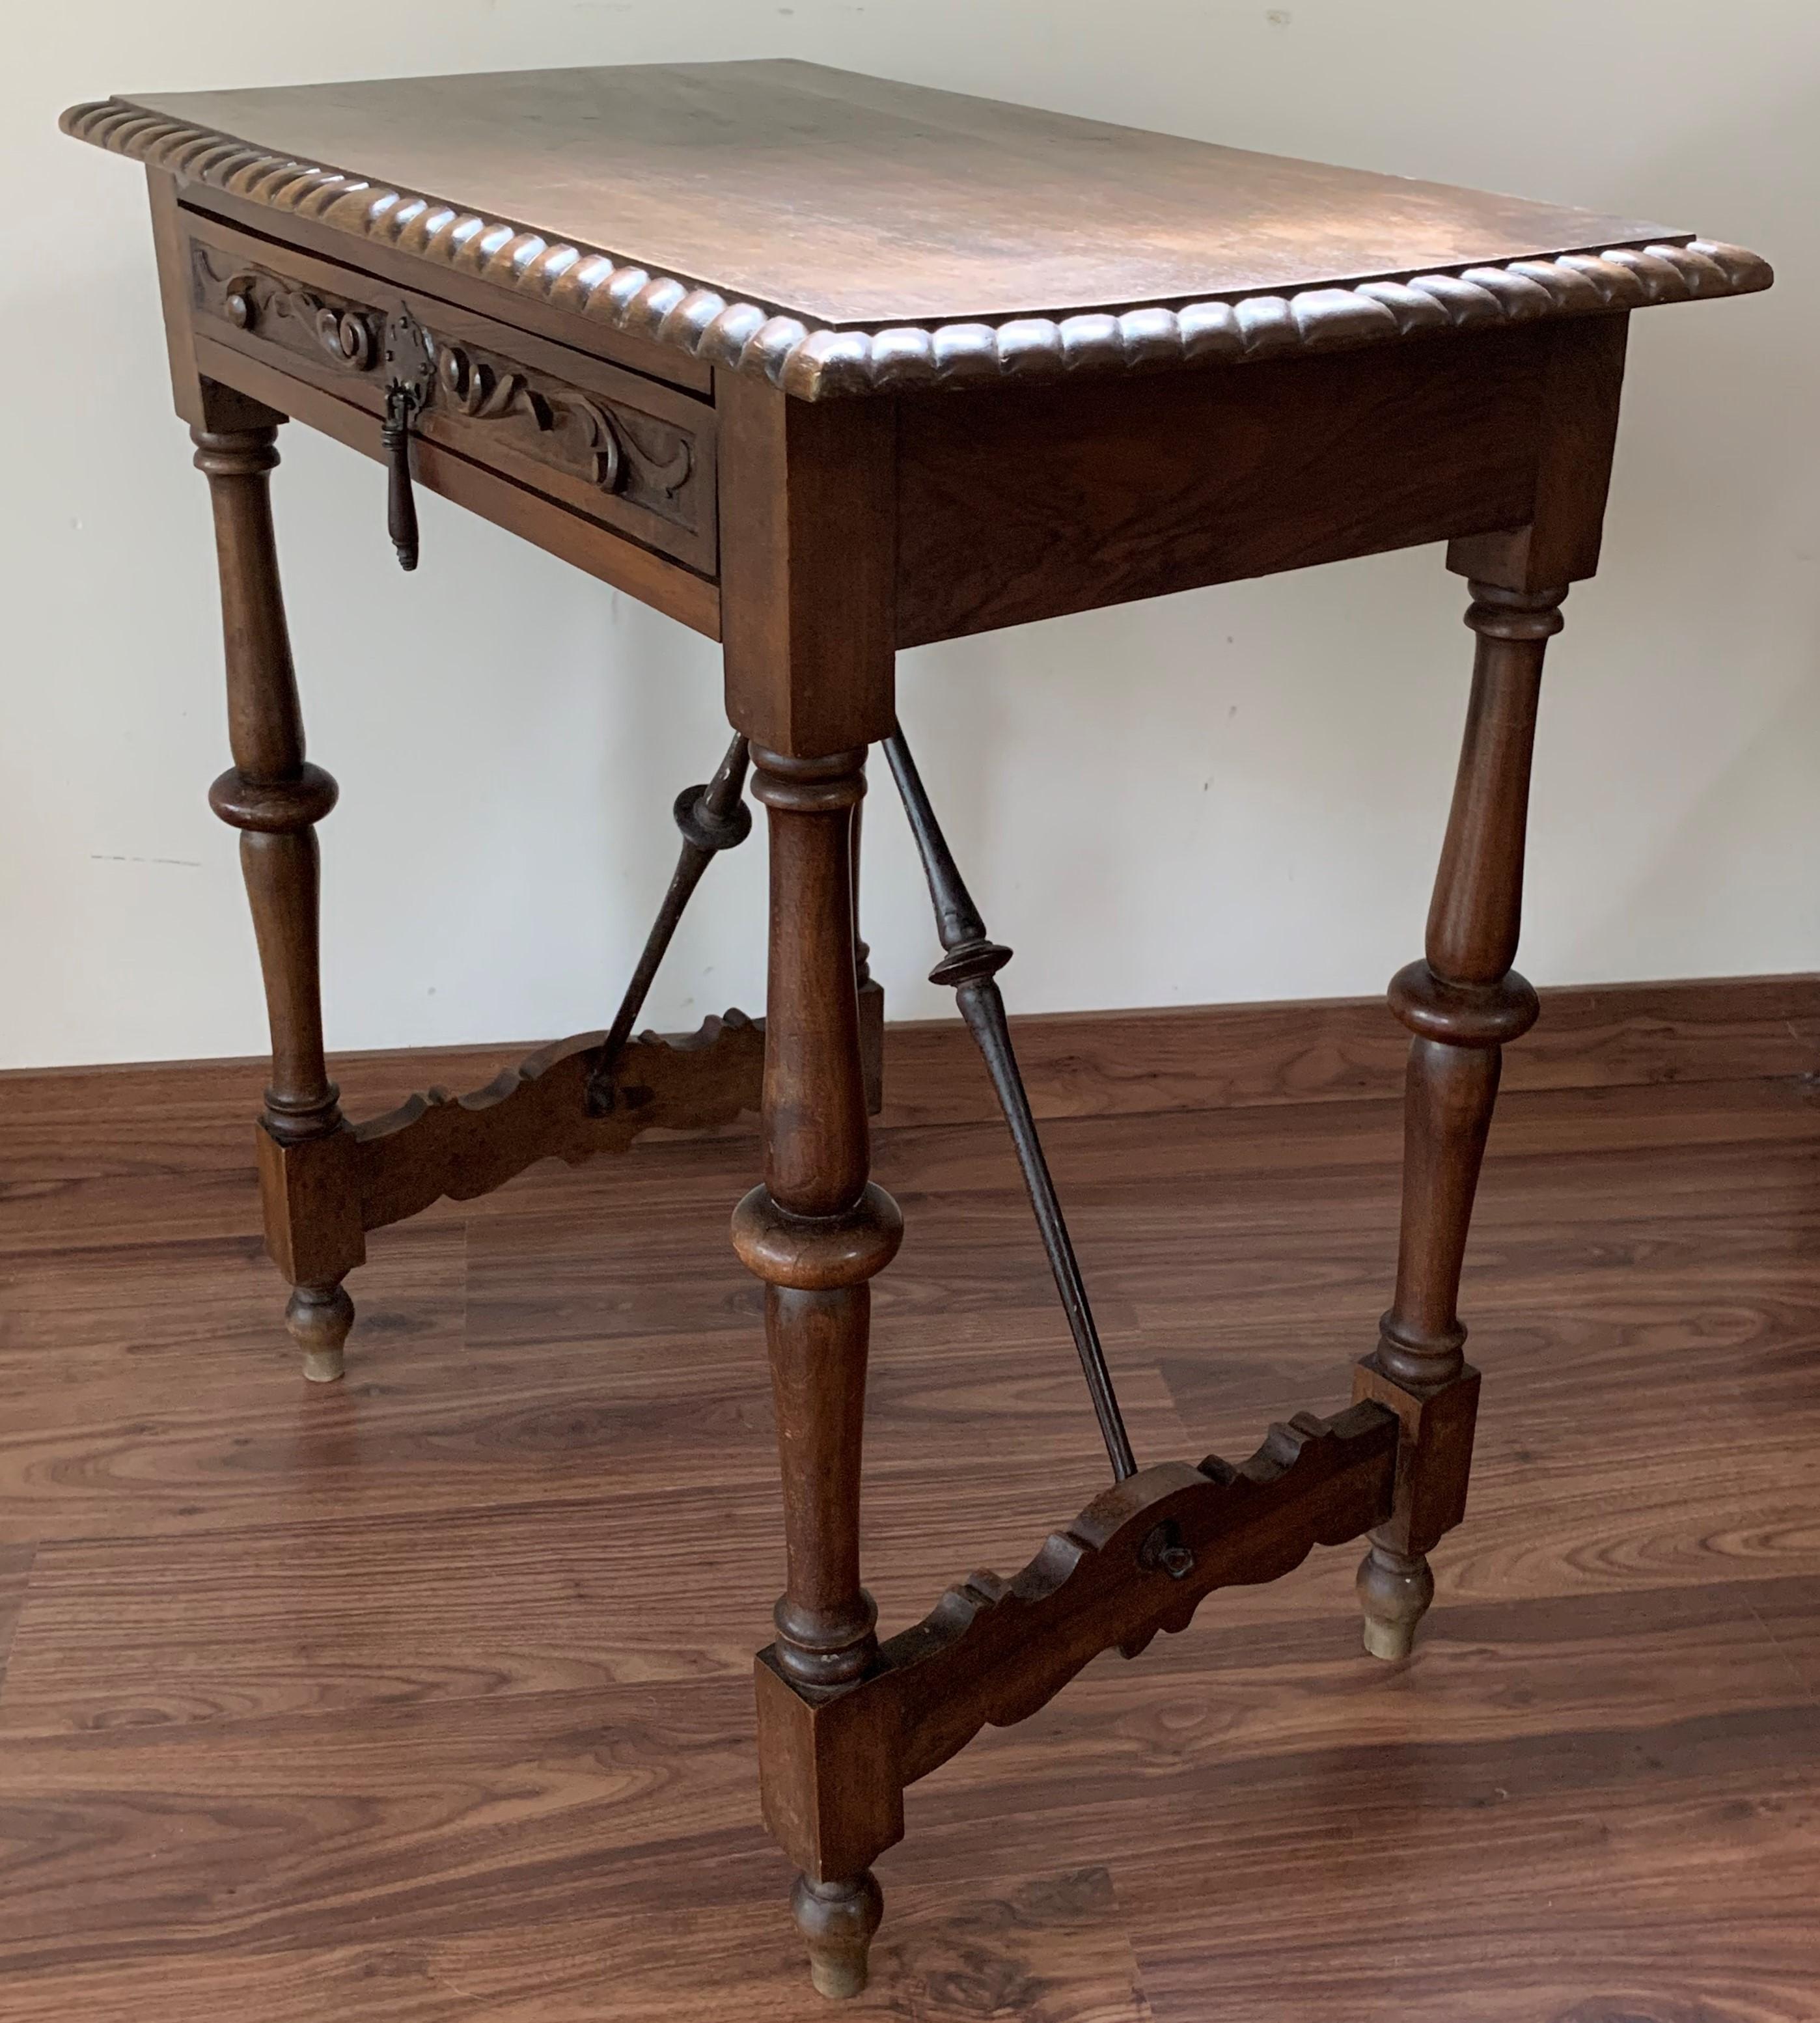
[195,422,363,1378]
[1356,579,1564,1657]
[732,749,902,1998]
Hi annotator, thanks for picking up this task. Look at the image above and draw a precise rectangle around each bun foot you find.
[286,1282,354,1383]
[1357,1539,1434,1660]
[792,1869,883,2000]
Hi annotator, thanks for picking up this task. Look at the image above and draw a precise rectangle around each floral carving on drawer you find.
[190,243,698,529]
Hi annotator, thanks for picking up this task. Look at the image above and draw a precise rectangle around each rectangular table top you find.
[64,61,1768,399]
[83,60,1676,323]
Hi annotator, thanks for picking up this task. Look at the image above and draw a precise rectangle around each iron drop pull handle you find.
[380,381,421,571]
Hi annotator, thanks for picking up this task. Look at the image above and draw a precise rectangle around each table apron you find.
[894,316,1599,647]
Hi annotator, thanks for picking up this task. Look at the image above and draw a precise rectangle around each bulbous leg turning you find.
[286,1281,354,1383]
[1357,1538,1435,1660]
[792,1870,883,2000]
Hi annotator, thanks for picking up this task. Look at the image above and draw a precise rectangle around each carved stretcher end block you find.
[256,1123,366,1287]
[1351,1355,1482,1556]
[756,1653,908,1884]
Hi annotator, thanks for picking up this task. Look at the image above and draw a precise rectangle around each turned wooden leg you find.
[732,747,902,1998]
[195,422,358,1379]
[1356,577,1564,1658]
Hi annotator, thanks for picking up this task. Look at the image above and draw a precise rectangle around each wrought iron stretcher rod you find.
[884,726,1138,1483]
[586,732,752,1112]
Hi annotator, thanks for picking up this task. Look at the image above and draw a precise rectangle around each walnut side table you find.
[63,61,1771,1999]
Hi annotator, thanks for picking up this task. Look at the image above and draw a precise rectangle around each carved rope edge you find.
[64,97,1774,401]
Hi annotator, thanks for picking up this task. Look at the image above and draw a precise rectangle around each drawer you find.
[182,212,717,578]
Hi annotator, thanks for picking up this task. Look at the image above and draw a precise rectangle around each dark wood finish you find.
[1450,313,1631,592]
[177,178,715,395]
[717,373,896,758]
[185,212,719,575]
[66,70,1770,400]
[897,321,1543,644]
[2,1063,1816,2018]
[195,420,340,1151]
[883,1405,1396,1778]
[93,62,1683,325]
[145,171,212,428]
[742,799,882,1573]
[355,1015,765,1231]
[192,416,355,1381]
[1353,576,1564,1658]
[189,409,758,1381]
[252,1006,892,1371]
[58,62,1776,1998]
[732,747,902,1994]
[715,374,897,1983]
[898,312,1632,647]
[190,329,721,637]
[756,1402,1397,1886]
[146,171,719,637]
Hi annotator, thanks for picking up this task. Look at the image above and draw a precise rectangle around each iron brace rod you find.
[883,726,1137,1483]
[586,732,752,1112]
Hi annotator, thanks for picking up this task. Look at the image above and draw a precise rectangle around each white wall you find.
[5,2,1815,1069]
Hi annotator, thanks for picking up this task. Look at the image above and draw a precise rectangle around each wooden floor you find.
[2,1045,1817,2020]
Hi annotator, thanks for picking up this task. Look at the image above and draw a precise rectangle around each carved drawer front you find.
[184,213,715,576]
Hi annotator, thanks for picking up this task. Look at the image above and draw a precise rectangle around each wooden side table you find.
[63,61,1771,1998]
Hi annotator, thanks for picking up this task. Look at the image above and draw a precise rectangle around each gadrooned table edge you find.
[63,96,1774,402]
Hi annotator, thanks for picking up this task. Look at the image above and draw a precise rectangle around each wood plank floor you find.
[1,1056,1817,2020]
